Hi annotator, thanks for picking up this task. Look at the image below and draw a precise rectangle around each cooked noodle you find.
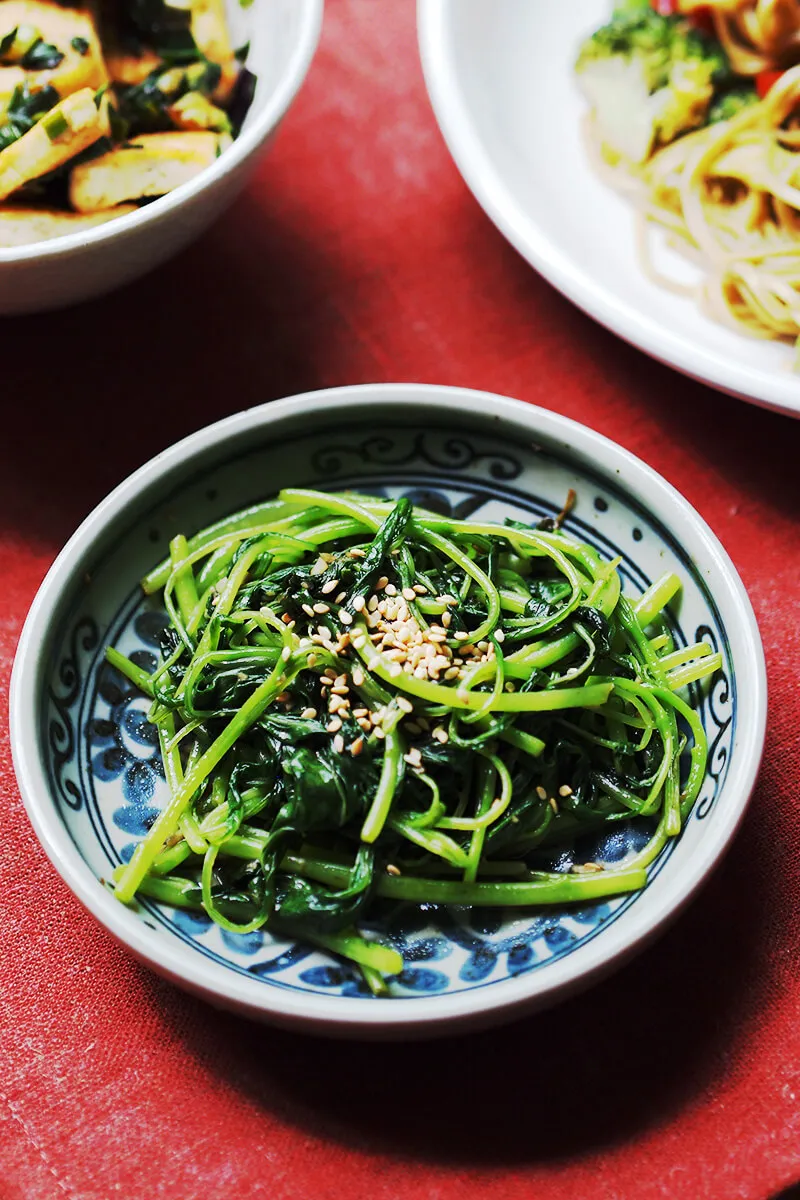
[677,0,800,74]
[588,58,800,351]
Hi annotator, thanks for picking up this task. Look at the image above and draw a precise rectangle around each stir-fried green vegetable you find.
[108,489,721,994]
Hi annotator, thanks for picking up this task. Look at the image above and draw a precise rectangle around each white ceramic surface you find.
[9,384,766,1038]
[0,0,323,315]
[418,0,800,418]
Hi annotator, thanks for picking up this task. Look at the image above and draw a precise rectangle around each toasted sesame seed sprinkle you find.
[404,747,423,767]
[302,603,315,618]
[495,628,505,643]
[339,610,353,625]
[312,557,327,575]
[321,579,339,594]
[333,734,345,753]
[571,862,604,874]
[385,583,398,596]
[374,726,385,739]
[313,602,330,614]
[335,592,346,605]
[432,727,449,744]
[353,595,366,612]
[306,653,317,667]
[352,667,365,686]
[377,576,389,590]
[549,797,559,814]
[326,717,342,733]
[350,736,364,757]
[413,583,427,594]
[536,786,547,801]
[349,547,367,558]
[388,663,403,678]
[559,785,573,797]
[281,646,292,661]
[402,587,417,601]
[397,695,414,714]
[300,707,317,720]
[454,630,470,641]
[386,864,402,877]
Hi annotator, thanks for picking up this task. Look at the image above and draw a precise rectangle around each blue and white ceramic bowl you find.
[10,385,767,1037]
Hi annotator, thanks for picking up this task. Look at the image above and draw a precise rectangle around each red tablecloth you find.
[2,3,800,1198]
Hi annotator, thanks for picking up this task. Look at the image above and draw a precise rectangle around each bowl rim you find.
[0,0,324,265]
[9,383,768,1034]
[416,0,800,420]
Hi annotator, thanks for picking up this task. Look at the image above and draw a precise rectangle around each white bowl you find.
[9,384,767,1037]
[0,0,323,315]
[418,0,800,418]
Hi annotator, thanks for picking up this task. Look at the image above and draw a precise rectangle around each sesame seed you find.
[352,668,365,686]
[302,603,315,618]
[495,628,505,643]
[414,666,428,680]
[351,636,366,650]
[571,863,604,875]
[353,707,368,718]
[454,630,470,641]
[368,595,379,612]
[413,583,427,595]
[385,583,398,596]
[432,727,449,744]
[353,595,366,612]
[300,707,318,720]
[351,736,365,757]
[312,557,327,575]
[549,797,559,813]
[335,592,346,605]
[331,685,349,697]
[321,579,339,594]
[317,625,329,640]
[349,547,367,558]
[377,576,389,590]
[388,664,403,678]
[313,602,330,614]
[339,610,353,626]
[307,653,317,667]
[444,666,460,680]
[397,695,414,714]
[536,786,547,800]
[404,747,422,767]
[326,717,342,733]
[559,785,573,797]
[357,717,372,732]
[478,640,490,652]
[428,630,447,643]
[402,587,417,602]
[281,646,292,661]
[333,734,345,753]
[386,864,402,877]
[374,726,386,739]
[328,694,347,713]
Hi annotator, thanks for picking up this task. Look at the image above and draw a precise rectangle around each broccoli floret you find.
[708,84,759,123]
[576,5,733,163]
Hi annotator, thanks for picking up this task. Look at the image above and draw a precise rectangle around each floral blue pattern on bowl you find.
[45,425,734,1000]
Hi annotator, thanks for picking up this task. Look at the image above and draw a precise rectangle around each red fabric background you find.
[2,3,800,1197]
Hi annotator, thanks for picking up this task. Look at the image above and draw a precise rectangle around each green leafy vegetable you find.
[107,489,721,993]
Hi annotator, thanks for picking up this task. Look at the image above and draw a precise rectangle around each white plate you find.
[418,0,800,418]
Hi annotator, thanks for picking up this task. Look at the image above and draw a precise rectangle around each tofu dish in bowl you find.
[0,0,255,247]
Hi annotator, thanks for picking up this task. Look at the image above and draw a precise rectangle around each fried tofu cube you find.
[0,203,137,245]
[105,48,163,87]
[0,2,108,98]
[69,130,230,212]
[0,87,110,202]
[186,0,240,102]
